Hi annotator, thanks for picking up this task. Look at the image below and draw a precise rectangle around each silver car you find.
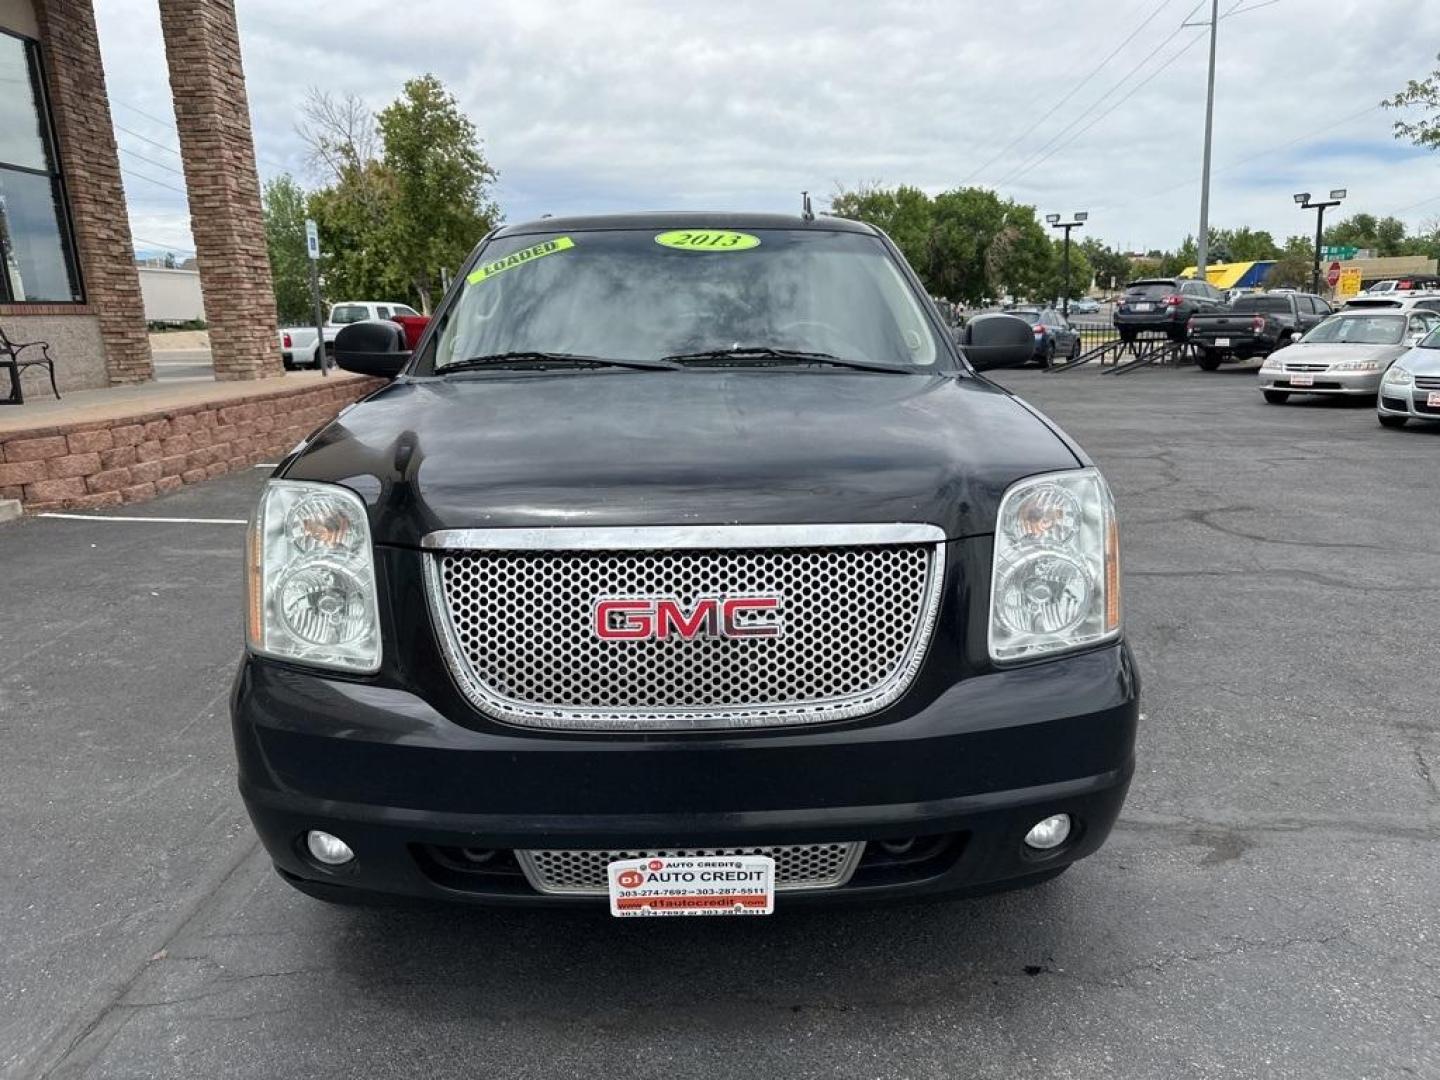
[1377,325,1440,429]
[1257,309,1440,405]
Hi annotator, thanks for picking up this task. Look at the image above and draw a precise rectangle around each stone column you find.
[157,0,281,381]
[33,0,154,384]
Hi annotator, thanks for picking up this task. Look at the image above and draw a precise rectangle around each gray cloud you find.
[96,0,1440,257]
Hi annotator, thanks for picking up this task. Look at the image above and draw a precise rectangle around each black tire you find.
[318,342,334,370]
[1196,349,1223,371]
[1038,341,1055,369]
[1378,413,1408,429]
[1069,337,1082,361]
[1263,390,1290,404]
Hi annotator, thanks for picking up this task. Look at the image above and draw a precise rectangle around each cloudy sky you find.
[95,0,1439,260]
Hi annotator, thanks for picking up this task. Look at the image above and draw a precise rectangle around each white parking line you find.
[36,513,247,524]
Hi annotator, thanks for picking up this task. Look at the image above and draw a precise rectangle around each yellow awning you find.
[1179,262,1258,290]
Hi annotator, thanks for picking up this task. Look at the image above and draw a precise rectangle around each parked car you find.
[234,212,1138,914]
[279,300,420,369]
[1009,306,1082,366]
[1114,277,1227,342]
[1257,309,1440,404]
[1377,323,1440,428]
[1068,297,1101,315]
[1342,294,1440,316]
[1187,292,1332,369]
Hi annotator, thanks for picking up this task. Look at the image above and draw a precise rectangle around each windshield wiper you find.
[439,351,681,373]
[662,347,910,373]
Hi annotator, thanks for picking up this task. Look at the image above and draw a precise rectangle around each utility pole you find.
[1046,212,1088,317]
[1192,0,1219,281]
[1294,190,1346,294]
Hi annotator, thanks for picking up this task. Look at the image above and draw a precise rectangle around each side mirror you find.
[334,320,410,379]
[1290,330,1304,341]
[957,313,1036,370]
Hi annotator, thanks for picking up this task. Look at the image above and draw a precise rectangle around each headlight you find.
[989,468,1120,662]
[1261,355,1284,370]
[1384,366,1413,385]
[1329,359,1379,372]
[246,480,381,672]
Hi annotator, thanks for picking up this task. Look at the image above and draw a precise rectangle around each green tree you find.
[1264,234,1317,289]
[1080,238,1134,292]
[1036,237,1093,303]
[377,75,499,312]
[1210,226,1279,262]
[1323,213,1409,257]
[306,161,409,305]
[262,174,314,325]
[1385,52,1440,150]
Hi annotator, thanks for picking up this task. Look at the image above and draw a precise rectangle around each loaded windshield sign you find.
[608,855,776,917]
[466,236,575,285]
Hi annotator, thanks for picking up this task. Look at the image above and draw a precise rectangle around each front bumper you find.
[233,643,1139,908]
[1258,368,1382,396]
[1378,385,1440,419]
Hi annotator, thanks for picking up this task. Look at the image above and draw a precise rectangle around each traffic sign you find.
[1326,261,1342,288]
[1321,245,1358,261]
[1338,267,1363,298]
[305,218,320,261]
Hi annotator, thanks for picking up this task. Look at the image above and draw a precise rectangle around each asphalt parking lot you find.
[3,362,1437,1080]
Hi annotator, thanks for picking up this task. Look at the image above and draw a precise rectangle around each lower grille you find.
[1381,396,1410,412]
[516,843,864,896]
[1416,399,1440,416]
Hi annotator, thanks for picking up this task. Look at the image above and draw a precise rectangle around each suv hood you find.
[284,371,1080,547]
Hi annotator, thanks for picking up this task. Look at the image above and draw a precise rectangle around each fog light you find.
[306,830,355,866]
[1024,814,1072,851]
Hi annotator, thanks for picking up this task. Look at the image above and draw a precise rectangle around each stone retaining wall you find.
[0,377,382,512]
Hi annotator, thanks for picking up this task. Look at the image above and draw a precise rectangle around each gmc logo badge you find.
[594,596,783,641]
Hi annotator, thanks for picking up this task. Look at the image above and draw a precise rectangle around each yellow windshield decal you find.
[655,230,761,252]
[467,237,575,285]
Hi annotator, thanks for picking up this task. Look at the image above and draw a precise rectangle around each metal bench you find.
[0,322,61,404]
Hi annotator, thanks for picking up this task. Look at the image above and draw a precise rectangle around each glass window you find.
[329,305,370,324]
[376,306,391,319]
[1303,313,1405,345]
[0,32,80,303]
[393,304,419,317]
[430,229,948,372]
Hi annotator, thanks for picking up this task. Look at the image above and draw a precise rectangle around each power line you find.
[118,144,186,178]
[958,0,1184,186]
[1000,0,1258,190]
[994,4,1213,189]
[132,235,196,255]
[113,97,294,175]
[119,167,188,197]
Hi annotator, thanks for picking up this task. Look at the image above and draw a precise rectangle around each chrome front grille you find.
[423,524,945,731]
[516,843,864,895]
[1414,375,1440,389]
[1285,363,1330,372]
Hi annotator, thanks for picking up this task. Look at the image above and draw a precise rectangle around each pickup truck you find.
[1187,292,1333,369]
[279,300,420,369]
[234,213,1138,916]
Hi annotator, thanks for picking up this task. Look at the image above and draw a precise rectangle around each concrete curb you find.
[0,499,21,523]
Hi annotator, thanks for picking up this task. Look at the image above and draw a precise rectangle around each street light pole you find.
[1293,189,1346,294]
[1046,212,1088,317]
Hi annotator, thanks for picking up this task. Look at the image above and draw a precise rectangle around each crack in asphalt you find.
[1183,506,1417,555]
[1028,931,1352,989]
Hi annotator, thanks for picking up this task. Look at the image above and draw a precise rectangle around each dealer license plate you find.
[1132,302,1153,312]
[1429,392,1440,408]
[608,854,775,917]
[1215,337,1231,347]
[1290,373,1314,387]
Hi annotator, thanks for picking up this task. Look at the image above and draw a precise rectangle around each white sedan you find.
[1257,310,1440,405]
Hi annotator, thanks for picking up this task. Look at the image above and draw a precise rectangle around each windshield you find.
[427,228,946,372]
[1420,327,1440,349]
[1302,313,1406,345]
[1009,310,1042,325]
[1232,296,1292,313]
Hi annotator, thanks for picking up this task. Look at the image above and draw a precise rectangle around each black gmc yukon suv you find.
[234,213,1139,916]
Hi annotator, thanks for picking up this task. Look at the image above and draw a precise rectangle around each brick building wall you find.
[32,0,154,385]
[0,376,382,510]
[157,0,281,383]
